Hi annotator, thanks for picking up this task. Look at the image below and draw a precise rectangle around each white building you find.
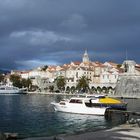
[10,50,124,92]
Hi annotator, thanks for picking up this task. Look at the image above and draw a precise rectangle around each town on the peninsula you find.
[1,1,140,140]
[1,50,140,98]
[0,50,140,140]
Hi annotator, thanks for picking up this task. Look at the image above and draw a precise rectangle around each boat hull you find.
[0,90,27,94]
[51,102,106,115]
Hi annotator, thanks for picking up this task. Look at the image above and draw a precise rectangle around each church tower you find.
[82,49,90,63]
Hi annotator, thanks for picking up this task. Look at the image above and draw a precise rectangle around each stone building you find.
[115,60,140,97]
[10,50,124,93]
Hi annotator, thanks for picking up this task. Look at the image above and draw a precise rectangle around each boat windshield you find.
[69,99,83,104]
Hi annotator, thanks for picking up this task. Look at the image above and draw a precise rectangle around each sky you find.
[0,0,140,70]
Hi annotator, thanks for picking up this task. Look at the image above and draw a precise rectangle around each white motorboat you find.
[0,85,27,94]
[51,97,107,116]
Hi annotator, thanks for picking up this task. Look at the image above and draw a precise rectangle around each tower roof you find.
[82,49,90,63]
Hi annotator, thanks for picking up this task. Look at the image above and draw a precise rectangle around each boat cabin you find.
[69,98,83,104]
[68,97,104,108]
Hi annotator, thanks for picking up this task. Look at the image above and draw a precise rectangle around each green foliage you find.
[41,65,48,71]
[10,74,32,89]
[10,74,22,88]
[76,76,89,93]
[0,74,5,83]
[21,78,32,89]
[117,64,122,69]
[55,76,66,91]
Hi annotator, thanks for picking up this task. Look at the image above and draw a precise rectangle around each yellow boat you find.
[86,95,127,110]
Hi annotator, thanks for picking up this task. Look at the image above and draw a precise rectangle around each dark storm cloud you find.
[0,0,140,70]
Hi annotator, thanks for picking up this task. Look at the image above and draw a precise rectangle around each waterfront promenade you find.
[22,123,140,140]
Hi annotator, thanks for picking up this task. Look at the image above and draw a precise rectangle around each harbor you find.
[0,59,140,139]
[0,94,140,139]
[1,1,140,140]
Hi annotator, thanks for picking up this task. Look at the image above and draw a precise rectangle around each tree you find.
[21,78,32,90]
[10,74,22,88]
[55,76,66,92]
[117,64,122,69]
[0,74,5,83]
[41,65,48,71]
[10,74,32,89]
[76,76,89,93]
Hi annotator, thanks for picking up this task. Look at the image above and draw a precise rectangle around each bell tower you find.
[82,49,90,63]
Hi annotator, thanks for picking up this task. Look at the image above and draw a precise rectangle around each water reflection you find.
[52,112,106,135]
[0,95,139,138]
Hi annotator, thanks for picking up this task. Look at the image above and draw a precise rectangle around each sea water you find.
[0,94,139,138]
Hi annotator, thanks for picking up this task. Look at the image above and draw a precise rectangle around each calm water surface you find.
[0,94,139,138]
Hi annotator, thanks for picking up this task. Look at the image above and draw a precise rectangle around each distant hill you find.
[0,69,10,74]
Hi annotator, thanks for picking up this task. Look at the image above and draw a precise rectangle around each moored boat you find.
[86,94,127,110]
[0,85,27,94]
[51,97,107,116]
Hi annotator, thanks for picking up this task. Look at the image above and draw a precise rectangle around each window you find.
[69,99,82,104]
[69,99,75,103]
[76,100,82,104]
[60,102,66,105]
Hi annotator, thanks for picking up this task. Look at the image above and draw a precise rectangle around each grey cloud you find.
[10,30,73,45]
[0,0,140,70]
[60,14,87,31]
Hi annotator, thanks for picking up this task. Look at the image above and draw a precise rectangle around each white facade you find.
[10,51,124,90]
[100,67,119,84]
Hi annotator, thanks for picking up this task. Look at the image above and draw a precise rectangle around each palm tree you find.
[55,76,66,92]
[41,65,48,71]
[21,78,32,90]
[76,76,90,93]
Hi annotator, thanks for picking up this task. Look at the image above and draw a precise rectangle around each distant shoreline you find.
[27,91,140,99]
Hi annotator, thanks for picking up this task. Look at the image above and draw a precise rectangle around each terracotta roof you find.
[71,61,81,65]
[21,71,30,74]
[136,64,140,68]
[107,61,118,66]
